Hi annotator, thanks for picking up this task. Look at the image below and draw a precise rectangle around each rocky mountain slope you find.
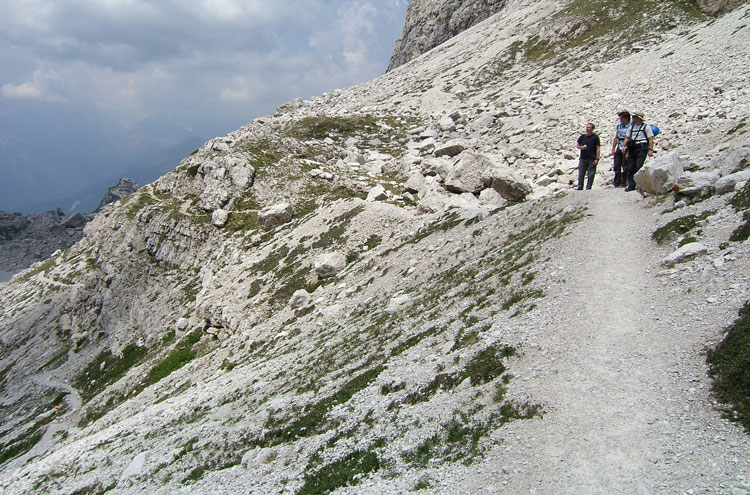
[1,1,749,494]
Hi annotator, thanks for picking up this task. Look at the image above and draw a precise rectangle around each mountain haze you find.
[1,1,749,494]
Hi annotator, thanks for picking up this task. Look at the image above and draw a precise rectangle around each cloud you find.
[0,0,411,211]
[2,82,45,100]
[1,69,65,101]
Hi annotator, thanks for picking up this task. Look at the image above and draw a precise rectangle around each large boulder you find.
[314,252,347,279]
[634,152,685,194]
[478,187,508,207]
[674,171,719,195]
[444,151,493,194]
[715,170,750,194]
[403,173,427,194]
[487,167,533,201]
[258,203,295,231]
[447,193,482,209]
[715,147,750,176]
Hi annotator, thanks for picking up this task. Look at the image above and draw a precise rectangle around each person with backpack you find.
[622,110,654,192]
[610,110,632,187]
[576,122,601,190]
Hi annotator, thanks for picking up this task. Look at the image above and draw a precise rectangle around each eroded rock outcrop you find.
[387,0,508,71]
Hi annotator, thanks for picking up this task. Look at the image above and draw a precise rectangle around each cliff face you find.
[1,1,750,494]
[387,0,507,72]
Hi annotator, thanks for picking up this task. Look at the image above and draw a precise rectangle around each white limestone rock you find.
[447,192,482,209]
[315,252,347,279]
[434,139,470,158]
[715,170,750,194]
[675,171,720,195]
[421,156,453,181]
[119,452,150,483]
[212,209,229,227]
[488,167,533,201]
[367,185,389,201]
[259,203,295,231]
[634,151,685,194]
[716,147,750,176]
[290,289,311,309]
[478,187,508,206]
[444,150,493,194]
[663,242,708,267]
[404,173,427,194]
[386,294,411,314]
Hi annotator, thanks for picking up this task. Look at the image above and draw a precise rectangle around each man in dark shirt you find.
[576,123,601,190]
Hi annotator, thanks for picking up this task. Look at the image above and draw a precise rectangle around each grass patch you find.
[149,347,196,384]
[297,450,380,495]
[404,345,516,405]
[75,343,148,402]
[707,302,750,432]
[730,180,750,211]
[730,212,750,242]
[0,428,44,464]
[262,366,384,447]
[652,210,715,245]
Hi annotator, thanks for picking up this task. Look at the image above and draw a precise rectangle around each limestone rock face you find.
[387,0,508,71]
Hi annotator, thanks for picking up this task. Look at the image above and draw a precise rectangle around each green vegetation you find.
[731,179,750,211]
[75,343,148,401]
[297,450,380,495]
[707,302,750,432]
[652,210,715,245]
[365,234,382,249]
[285,114,421,157]
[729,212,750,242]
[678,236,699,247]
[261,366,384,447]
[403,404,541,467]
[149,347,196,384]
[404,345,516,405]
[125,192,156,220]
[0,428,44,465]
[502,289,545,311]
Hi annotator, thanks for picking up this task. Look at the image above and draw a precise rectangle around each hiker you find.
[576,122,601,190]
[622,110,654,192]
[610,110,632,187]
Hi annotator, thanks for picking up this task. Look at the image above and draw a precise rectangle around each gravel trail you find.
[494,189,750,494]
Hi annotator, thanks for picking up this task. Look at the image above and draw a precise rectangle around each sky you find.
[0,0,409,213]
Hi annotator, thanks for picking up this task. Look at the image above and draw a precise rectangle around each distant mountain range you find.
[3,135,205,214]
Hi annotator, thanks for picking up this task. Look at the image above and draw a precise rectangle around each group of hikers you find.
[576,110,655,191]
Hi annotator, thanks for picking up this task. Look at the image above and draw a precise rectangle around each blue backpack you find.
[651,125,660,137]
